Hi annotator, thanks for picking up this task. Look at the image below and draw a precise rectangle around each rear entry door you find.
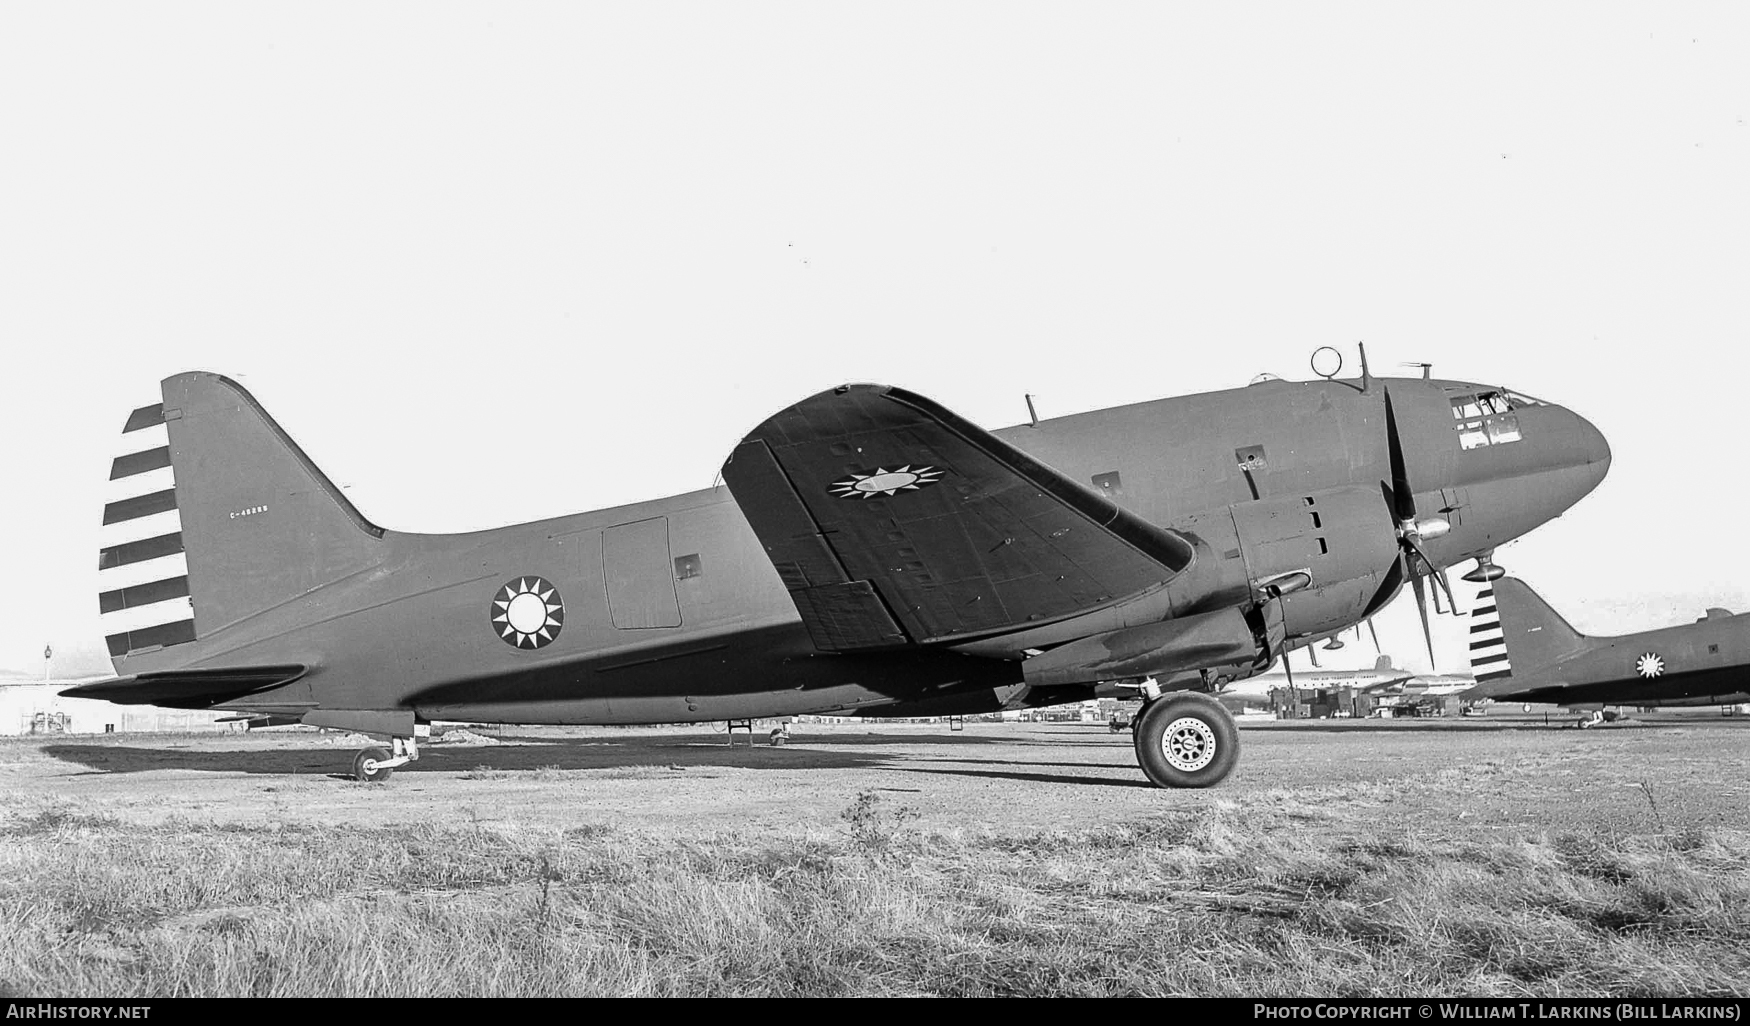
[603,517,682,628]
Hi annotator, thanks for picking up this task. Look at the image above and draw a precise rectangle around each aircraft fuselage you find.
[110,375,1610,725]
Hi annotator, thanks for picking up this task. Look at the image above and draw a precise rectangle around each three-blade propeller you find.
[1380,386,1461,668]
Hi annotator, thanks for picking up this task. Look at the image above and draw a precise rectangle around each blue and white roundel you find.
[491,576,565,649]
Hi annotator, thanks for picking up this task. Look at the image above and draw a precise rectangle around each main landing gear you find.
[1132,687,1240,788]
[352,736,420,783]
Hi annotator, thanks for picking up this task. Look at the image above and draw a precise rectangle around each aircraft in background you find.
[65,348,1609,787]
[1466,576,1750,726]
[1215,654,1473,715]
[1215,654,1411,712]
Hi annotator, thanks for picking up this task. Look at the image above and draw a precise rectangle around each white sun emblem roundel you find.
[1635,652,1664,679]
[829,465,945,499]
[491,576,565,649]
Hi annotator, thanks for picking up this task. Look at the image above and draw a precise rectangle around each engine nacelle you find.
[1020,606,1263,688]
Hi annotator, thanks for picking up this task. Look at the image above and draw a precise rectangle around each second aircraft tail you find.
[1470,576,1590,683]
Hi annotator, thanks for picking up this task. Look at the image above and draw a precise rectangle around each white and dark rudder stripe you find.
[1468,584,1512,683]
[99,402,195,660]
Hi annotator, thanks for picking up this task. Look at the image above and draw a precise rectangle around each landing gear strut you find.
[1133,691,1240,788]
[352,736,419,783]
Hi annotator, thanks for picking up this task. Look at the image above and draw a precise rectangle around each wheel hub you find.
[1160,716,1217,772]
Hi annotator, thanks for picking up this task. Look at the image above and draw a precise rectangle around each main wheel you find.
[353,746,394,783]
[1133,693,1239,788]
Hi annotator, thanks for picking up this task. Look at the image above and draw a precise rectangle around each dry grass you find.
[2,793,1747,997]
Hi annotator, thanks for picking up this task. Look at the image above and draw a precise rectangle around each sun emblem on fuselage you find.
[828,465,945,499]
[491,576,565,649]
[1635,652,1664,679]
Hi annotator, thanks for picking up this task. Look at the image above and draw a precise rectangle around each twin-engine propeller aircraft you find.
[1465,576,1750,726]
[67,350,1610,787]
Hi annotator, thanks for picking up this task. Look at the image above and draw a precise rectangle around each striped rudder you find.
[99,402,195,661]
[97,374,386,676]
[1468,584,1512,683]
[1489,576,1588,675]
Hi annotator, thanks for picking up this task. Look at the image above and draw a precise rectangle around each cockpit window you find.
[1450,390,1521,450]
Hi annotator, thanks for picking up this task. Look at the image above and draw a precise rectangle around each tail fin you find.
[98,373,383,671]
[1373,654,1395,671]
[1470,576,1588,682]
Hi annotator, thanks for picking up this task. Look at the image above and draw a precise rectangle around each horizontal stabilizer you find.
[60,664,307,709]
[723,384,1195,649]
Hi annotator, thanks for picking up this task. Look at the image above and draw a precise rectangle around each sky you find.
[1,3,1746,679]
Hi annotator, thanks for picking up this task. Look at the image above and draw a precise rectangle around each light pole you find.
[43,644,51,682]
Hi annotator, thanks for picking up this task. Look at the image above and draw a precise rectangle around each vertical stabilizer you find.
[99,373,384,672]
[1476,576,1589,680]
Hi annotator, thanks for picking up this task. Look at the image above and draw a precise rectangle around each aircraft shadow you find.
[789,730,1114,748]
[39,734,895,778]
[901,765,1155,789]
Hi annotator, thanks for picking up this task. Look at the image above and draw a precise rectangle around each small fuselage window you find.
[1451,390,1520,450]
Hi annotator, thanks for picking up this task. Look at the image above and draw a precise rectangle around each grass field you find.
[3,717,1749,996]
[3,776,1748,994]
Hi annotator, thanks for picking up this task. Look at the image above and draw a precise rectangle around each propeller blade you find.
[1382,386,1417,522]
[1283,650,1295,689]
[1366,618,1381,651]
[1308,644,1320,667]
[1411,573,1436,670]
[1435,568,1462,615]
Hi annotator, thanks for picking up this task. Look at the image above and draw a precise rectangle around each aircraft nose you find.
[1573,410,1611,491]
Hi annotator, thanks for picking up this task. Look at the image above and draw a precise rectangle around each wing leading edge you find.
[722,384,1195,651]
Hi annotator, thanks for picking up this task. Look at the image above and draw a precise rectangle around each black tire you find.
[353,746,394,783]
[1133,693,1239,788]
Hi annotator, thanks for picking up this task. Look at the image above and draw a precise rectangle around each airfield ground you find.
[2,711,1748,996]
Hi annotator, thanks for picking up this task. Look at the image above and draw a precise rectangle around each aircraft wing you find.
[722,384,1196,651]
[1355,674,1418,695]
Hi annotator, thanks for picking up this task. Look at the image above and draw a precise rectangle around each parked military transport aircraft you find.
[67,350,1610,786]
[1216,654,1474,715]
[1465,576,1750,726]
[1214,654,1412,709]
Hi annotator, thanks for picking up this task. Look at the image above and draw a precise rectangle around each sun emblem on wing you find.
[491,576,565,649]
[1635,652,1664,679]
[828,465,945,499]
